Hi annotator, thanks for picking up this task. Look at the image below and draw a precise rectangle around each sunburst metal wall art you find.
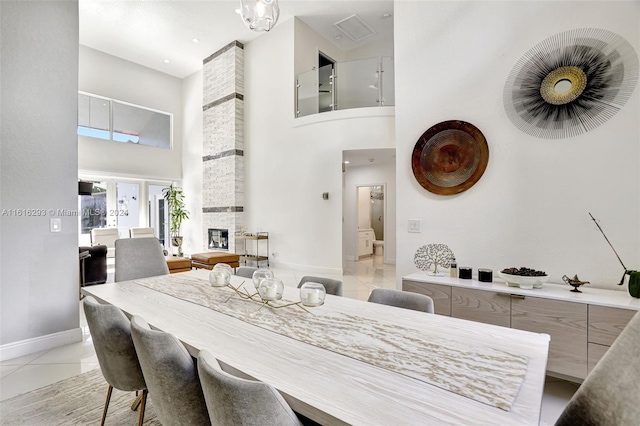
[504,28,638,139]
[411,120,489,196]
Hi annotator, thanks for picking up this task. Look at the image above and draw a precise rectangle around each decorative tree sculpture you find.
[414,244,455,275]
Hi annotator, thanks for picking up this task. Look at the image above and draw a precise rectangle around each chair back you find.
[197,350,302,426]
[90,228,119,258]
[129,227,155,238]
[368,288,434,313]
[82,296,146,392]
[555,312,640,425]
[130,316,210,426]
[298,276,343,296]
[236,266,258,278]
[115,237,169,282]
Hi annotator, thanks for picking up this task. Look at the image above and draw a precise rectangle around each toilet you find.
[373,240,384,256]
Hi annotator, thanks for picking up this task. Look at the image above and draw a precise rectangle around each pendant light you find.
[239,0,280,32]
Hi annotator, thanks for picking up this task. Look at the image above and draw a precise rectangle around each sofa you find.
[79,245,108,286]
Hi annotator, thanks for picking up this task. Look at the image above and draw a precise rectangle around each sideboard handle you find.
[510,294,525,299]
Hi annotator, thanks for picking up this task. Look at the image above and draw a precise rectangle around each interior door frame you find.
[355,183,386,262]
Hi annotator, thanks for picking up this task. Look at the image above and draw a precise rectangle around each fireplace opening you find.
[208,228,229,250]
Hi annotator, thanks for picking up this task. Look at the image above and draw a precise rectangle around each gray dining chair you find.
[197,350,303,426]
[297,276,343,296]
[83,296,147,426]
[130,315,210,425]
[555,312,640,425]
[367,288,434,313]
[236,266,258,279]
[115,237,169,282]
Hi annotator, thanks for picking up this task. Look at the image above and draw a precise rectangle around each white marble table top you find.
[83,270,550,425]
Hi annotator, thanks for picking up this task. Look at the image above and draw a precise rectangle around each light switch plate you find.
[408,219,421,233]
[50,218,61,233]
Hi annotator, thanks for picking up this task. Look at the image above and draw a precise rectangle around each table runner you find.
[134,275,528,411]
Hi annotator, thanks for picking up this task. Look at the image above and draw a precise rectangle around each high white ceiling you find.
[79,0,394,79]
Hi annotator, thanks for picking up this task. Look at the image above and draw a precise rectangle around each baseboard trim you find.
[0,328,83,362]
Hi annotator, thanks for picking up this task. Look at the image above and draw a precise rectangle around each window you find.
[78,92,172,149]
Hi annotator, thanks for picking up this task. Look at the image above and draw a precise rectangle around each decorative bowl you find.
[498,272,549,289]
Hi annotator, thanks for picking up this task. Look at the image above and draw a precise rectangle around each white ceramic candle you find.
[264,284,277,299]
[306,289,320,305]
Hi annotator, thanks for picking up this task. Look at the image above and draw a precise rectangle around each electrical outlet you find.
[408,219,421,233]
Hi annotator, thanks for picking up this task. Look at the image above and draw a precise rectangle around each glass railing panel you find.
[336,57,379,110]
[296,69,319,118]
[381,56,395,106]
[318,64,334,113]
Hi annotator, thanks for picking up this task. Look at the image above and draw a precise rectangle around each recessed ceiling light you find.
[235,8,241,14]
[382,13,392,19]
[192,38,200,43]
[334,34,342,40]
[163,59,170,64]
[344,160,350,164]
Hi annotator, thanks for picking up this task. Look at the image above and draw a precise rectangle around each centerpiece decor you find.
[299,282,327,307]
[414,244,455,276]
[208,266,312,312]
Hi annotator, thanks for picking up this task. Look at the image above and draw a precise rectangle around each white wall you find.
[343,32,394,62]
[241,18,395,273]
[181,69,204,255]
[78,46,183,180]
[1,1,81,356]
[395,1,640,289]
[343,160,397,263]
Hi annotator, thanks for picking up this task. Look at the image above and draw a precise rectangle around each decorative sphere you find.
[209,269,231,287]
[258,277,284,301]
[300,282,326,307]
[252,268,274,290]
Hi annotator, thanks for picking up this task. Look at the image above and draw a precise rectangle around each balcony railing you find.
[295,56,394,118]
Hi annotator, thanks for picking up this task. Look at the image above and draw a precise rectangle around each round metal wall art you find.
[411,120,489,196]
[504,28,639,139]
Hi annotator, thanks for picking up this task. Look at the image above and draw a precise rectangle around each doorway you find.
[318,52,336,113]
[342,148,396,265]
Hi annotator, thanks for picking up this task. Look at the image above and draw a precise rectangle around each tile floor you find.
[0,256,578,424]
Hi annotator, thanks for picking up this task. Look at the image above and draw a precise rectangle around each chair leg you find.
[131,393,143,410]
[137,389,148,426]
[101,385,113,426]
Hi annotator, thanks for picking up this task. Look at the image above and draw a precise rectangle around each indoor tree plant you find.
[163,183,190,256]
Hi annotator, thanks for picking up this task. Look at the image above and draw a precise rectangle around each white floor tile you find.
[539,378,579,425]
[0,363,99,401]
[30,340,97,365]
[0,349,49,366]
[0,364,22,379]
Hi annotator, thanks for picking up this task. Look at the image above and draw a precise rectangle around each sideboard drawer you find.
[588,305,636,346]
[403,280,451,315]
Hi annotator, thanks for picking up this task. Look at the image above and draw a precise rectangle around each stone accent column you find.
[202,41,244,254]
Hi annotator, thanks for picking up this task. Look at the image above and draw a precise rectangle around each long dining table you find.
[81,269,550,425]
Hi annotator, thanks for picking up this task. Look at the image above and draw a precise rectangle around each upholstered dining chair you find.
[82,297,147,426]
[114,237,169,282]
[367,288,434,313]
[129,227,155,238]
[197,350,303,426]
[235,266,258,279]
[90,227,119,258]
[130,315,211,425]
[555,312,640,425]
[297,276,343,297]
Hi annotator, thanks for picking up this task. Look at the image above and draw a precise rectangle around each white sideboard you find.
[402,273,640,381]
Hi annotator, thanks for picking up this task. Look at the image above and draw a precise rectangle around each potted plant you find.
[163,183,190,256]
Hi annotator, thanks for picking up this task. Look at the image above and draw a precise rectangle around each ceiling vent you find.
[333,14,376,41]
